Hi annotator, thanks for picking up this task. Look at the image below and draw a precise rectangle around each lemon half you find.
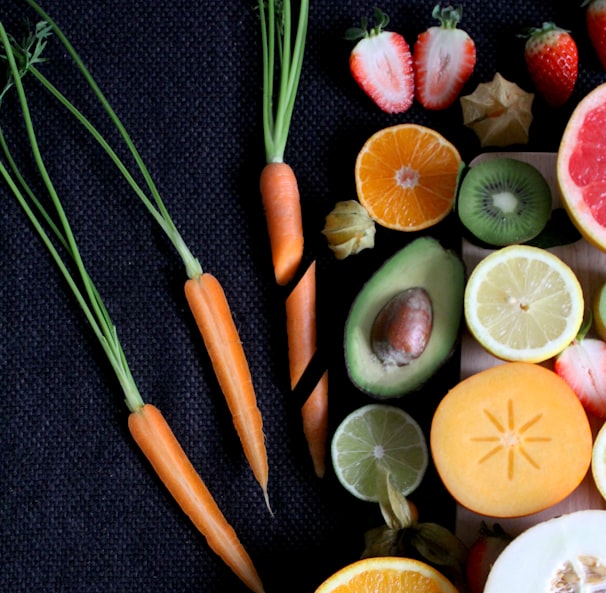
[464,244,584,362]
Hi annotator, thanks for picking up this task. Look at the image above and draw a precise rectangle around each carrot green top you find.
[22,0,203,281]
[0,20,145,414]
[258,0,309,164]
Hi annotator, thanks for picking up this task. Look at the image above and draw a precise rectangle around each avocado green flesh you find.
[345,237,465,398]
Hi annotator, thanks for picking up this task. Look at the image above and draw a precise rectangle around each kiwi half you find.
[457,157,552,247]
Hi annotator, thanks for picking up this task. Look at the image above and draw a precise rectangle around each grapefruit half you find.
[557,82,606,252]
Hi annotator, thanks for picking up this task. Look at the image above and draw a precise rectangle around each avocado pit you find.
[371,287,433,366]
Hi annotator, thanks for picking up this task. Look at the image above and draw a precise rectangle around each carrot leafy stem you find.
[258,0,309,163]
[20,0,202,280]
[0,21,144,412]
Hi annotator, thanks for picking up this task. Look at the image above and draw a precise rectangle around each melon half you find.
[484,510,606,593]
[557,81,606,252]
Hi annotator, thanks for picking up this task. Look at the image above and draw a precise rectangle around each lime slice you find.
[330,404,428,502]
[592,421,606,503]
[464,244,584,363]
[593,281,606,341]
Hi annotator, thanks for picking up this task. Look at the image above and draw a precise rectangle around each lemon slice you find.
[592,422,606,503]
[330,404,428,502]
[464,244,584,362]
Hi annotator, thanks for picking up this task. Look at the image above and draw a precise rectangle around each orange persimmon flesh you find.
[430,362,592,518]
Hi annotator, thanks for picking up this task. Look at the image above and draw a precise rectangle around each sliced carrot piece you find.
[285,261,328,477]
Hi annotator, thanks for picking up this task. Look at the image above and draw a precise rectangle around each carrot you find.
[22,0,270,506]
[258,0,308,286]
[129,404,265,593]
[301,371,329,478]
[184,272,270,511]
[259,162,304,286]
[285,261,328,477]
[0,25,265,593]
[285,260,318,389]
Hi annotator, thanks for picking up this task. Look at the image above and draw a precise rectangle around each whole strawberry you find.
[522,22,578,108]
[584,0,606,69]
[413,4,476,110]
[465,523,512,593]
[345,8,414,114]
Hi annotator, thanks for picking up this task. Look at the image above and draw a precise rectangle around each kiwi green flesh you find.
[344,237,465,399]
[457,158,552,247]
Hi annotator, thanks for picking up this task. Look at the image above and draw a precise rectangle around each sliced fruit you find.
[330,403,428,502]
[555,337,606,418]
[483,510,606,593]
[345,8,414,114]
[430,362,593,518]
[355,124,463,231]
[457,157,552,247]
[460,73,534,148]
[464,244,584,363]
[345,237,465,398]
[593,421,606,502]
[594,281,606,340]
[314,556,459,593]
[413,4,476,111]
[557,81,606,251]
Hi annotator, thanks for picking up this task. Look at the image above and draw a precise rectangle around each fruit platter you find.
[457,150,606,545]
[2,2,606,593]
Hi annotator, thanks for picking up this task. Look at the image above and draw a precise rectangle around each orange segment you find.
[314,556,459,593]
[355,124,463,231]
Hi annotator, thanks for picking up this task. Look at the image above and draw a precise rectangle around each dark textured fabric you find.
[1,1,604,592]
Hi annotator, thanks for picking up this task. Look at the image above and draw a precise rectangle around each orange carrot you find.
[285,261,328,477]
[129,403,265,593]
[184,272,270,510]
[302,371,329,478]
[260,162,304,286]
[258,0,308,285]
[285,260,317,389]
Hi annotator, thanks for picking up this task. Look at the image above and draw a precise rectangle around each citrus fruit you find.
[430,362,593,518]
[354,123,463,231]
[592,421,606,502]
[557,81,606,251]
[314,556,458,593]
[330,404,428,502]
[464,244,584,363]
[593,281,606,341]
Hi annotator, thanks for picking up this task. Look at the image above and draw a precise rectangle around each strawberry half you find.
[465,523,512,593]
[413,4,476,110]
[521,22,578,108]
[555,337,606,419]
[345,8,414,114]
[584,0,606,69]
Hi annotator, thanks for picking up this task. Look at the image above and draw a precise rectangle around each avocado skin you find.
[344,237,465,399]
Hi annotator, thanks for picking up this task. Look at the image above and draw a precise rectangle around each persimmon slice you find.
[430,362,592,518]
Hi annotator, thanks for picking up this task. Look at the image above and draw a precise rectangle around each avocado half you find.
[344,237,465,399]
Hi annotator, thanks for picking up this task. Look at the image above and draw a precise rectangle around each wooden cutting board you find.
[456,151,606,547]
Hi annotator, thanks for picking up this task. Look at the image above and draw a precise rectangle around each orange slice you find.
[314,556,459,593]
[355,124,463,231]
[430,362,592,518]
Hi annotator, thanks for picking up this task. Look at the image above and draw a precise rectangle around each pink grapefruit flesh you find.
[557,82,606,251]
